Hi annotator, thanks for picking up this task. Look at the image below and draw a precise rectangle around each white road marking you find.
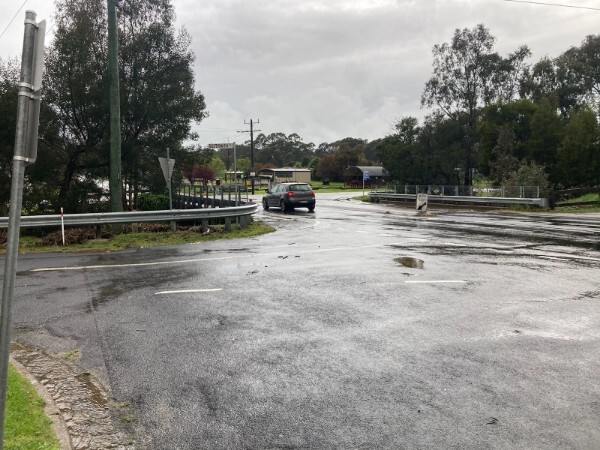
[155,289,222,295]
[404,280,467,284]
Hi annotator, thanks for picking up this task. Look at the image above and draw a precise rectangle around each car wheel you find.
[262,198,269,210]
[308,205,315,212]
[280,200,287,212]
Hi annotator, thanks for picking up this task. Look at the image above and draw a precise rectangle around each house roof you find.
[346,166,389,177]
[259,167,312,173]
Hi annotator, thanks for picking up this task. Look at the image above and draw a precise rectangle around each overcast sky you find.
[1,0,599,147]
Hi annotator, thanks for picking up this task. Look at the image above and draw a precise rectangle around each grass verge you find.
[11,222,275,254]
[5,365,60,450]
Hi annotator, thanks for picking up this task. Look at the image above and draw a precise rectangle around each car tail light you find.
[286,191,295,197]
[310,191,315,197]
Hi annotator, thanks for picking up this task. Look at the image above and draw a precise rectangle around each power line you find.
[0,0,29,40]
[502,0,600,11]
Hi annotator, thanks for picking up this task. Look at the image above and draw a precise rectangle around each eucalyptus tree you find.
[421,24,530,185]
[44,0,207,212]
[557,106,599,188]
[0,59,20,214]
[118,0,206,204]
[519,54,586,118]
[570,35,600,114]
[254,132,315,168]
[44,0,110,210]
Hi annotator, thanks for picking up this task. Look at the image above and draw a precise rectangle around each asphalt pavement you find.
[5,194,600,448]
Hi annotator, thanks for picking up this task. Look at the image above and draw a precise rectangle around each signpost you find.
[208,142,236,182]
[0,11,45,447]
[362,171,369,197]
[158,149,176,230]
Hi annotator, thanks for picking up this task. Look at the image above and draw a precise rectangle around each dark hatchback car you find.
[263,182,316,212]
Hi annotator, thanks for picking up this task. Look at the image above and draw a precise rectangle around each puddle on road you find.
[395,257,424,269]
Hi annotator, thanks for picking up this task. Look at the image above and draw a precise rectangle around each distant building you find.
[257,167,312,186]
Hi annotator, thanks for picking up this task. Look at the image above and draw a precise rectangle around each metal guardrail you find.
[374,185,542,199]
[368,192,548,207]
[0,203,258,229]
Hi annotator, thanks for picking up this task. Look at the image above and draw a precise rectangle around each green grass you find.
[14,222,275,254]
[557,193,600,204]
[5,365,60,450]
[554,193,600,212]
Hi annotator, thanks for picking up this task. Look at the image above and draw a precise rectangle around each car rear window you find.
[289,184,311,192]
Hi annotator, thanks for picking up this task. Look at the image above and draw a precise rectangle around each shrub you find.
[137,193,169,211]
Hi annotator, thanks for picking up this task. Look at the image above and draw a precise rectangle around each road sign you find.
[363,171,369,181]
[416,193,428,212]
[158,157,175,183]
[208,143,234,149]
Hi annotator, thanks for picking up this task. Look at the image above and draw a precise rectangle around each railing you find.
[373,185,541,198]
[0,203,258,229]
[369,185,548,207]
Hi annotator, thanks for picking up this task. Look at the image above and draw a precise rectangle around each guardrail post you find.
[201,219,208,233]
[225,217,232,231]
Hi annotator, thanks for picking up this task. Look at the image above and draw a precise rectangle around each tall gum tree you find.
[44,0,207,212]
[421,24,530,185]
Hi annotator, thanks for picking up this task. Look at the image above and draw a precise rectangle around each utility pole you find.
[107,0,123,212]
[238,119,260,194]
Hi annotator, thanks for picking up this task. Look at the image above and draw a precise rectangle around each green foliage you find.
[5,365,60,449]
[137,193,169,211]
[315,139,370,182]
[254,132,315,168]
[502,161,550,195]
[557,107,599,187]
[42,0,207,211]
[0,58,19,215]
[421,24,530,185]
[208,157,226,179]
[489,126,519,183]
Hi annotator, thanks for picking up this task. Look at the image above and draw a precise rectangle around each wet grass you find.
[13,222,275,254]
[554,193,600,212]
[5,365,60,450]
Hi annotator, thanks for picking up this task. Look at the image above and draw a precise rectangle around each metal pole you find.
[60,207,65,245]
[107,0,123,213]
[250,120,255,195]
[0,12,37,447]
[166,148,175,231]
[233,143,237,184]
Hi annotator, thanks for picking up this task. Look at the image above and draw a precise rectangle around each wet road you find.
[6,194,600,448]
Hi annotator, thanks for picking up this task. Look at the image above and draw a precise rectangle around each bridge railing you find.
[374,185,541,199]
